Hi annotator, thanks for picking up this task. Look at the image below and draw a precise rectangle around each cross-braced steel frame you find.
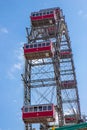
[22,8,81,130]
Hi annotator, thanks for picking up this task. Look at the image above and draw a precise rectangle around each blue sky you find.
[0,0,87,130]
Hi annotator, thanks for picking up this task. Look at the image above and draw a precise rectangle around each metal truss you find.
[22,8,81,130]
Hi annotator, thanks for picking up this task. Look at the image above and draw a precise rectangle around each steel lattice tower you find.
[22,7,81,130]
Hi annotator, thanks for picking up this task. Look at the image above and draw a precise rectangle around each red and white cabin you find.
[23,41,54,60]
[60,80,76,89]
[64,115,77,124]
[30,8,61,27]
[22,104,55,123]
[59,50,71,59]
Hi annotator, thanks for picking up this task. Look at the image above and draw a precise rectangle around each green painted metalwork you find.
[52,123,87,130]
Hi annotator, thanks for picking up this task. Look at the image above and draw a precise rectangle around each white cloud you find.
[14,46,24,62]
[7,45,24,79]
[11,62,22,72]
[13,99,17,103]
[8,71,15,79]
[8,62,22,79]
[17,111,22,121]
[7,43,25,79]
[14,63,22,70]
[78,10,87,19]
[78,10,83,16]
[0,27,8,34]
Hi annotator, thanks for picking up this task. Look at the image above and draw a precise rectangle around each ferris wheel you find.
[21,7,81,130]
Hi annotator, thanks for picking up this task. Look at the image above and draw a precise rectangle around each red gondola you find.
[23,41,54,60]
[59,50,71,59]
[22,104,55,123]
[30,8,61,27]
[64,115,77,123]
[61,80,76,89]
